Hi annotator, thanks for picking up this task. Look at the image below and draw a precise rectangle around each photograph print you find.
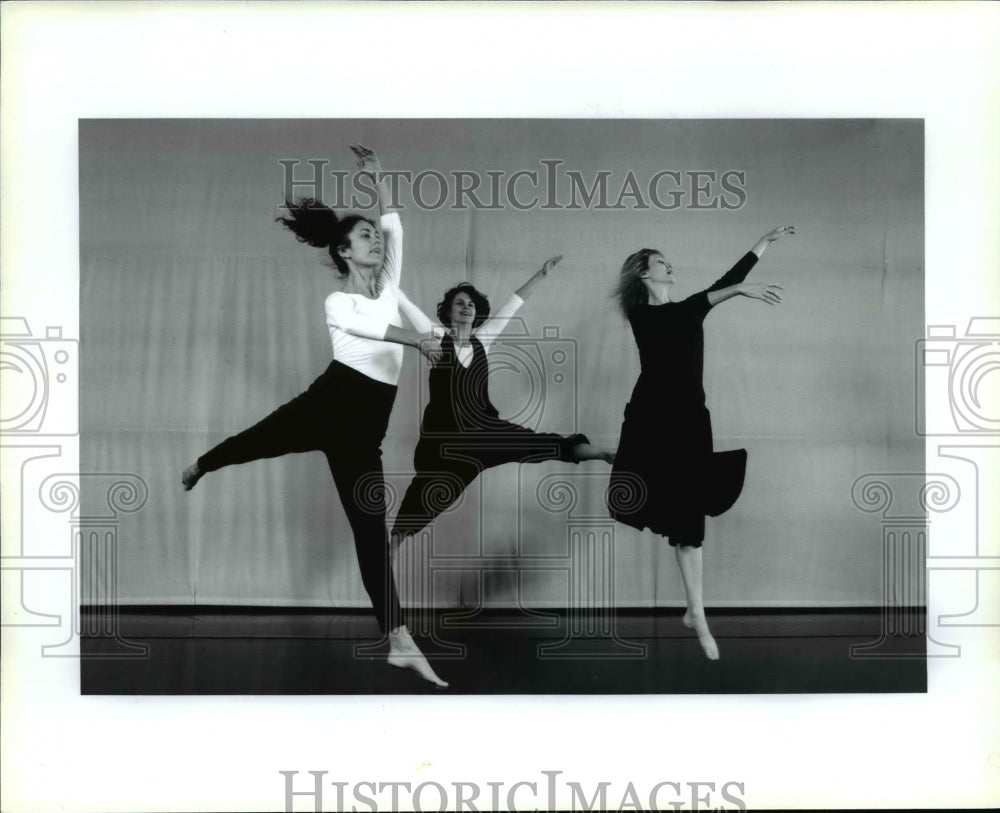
[77,118,925,694]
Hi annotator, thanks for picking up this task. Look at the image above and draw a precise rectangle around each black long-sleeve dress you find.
[607,252,758,547]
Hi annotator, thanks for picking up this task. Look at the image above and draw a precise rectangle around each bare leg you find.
[572,441,616,464]
[388,530,406,565]
[181,461,203,491]
[386,524,446,687]
[387,624,448,689]
[674,544,719,660]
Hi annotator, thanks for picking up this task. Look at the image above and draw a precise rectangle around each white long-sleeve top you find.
[396,289,524,368]
[323,212,404,385]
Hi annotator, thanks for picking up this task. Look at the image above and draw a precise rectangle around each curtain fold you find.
[81,119,923,607]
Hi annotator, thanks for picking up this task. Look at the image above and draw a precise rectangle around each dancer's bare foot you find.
[387,625,448,688]
[682,610,720,661]
[181,462,203,491]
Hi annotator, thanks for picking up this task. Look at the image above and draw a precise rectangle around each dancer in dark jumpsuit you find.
[390,256,616,554]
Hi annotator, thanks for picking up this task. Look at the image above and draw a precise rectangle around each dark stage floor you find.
[80,607,926,695]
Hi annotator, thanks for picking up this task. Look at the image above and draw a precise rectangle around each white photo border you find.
[2,2,998,811]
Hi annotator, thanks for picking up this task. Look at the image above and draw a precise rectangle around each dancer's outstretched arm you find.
[706,225,794,307]
[513,254,563,303]
[475,255,564,349]
[750,224,795,259]
[326,293,441,362]
[396,290,444,337]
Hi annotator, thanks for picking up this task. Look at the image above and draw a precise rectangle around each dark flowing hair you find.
[436,283,491,329]
[613,248,659,319]
[275,197,375,278]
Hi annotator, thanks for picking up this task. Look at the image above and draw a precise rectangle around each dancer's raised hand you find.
[761,225,795,243]
[515,255,564,302]
[540,255,564,275]
[751,225,795,258]
[350,143,382,177]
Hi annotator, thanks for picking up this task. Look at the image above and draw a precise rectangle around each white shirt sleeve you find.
[396,290,446,338]
[474,293,524,350]
[376,212,402,293]
[325,292,390,340]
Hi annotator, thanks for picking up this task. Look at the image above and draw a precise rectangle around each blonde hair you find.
[613,248,659,318]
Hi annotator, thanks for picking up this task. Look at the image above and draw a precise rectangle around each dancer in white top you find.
[182,145,447,688]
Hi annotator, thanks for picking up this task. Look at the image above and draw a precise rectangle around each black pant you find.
[391,422,588,538]
[198,361,402,633]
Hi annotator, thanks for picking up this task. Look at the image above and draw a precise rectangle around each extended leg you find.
[183,390,319,490]
[390,445,479,561]
[674,544,719,660]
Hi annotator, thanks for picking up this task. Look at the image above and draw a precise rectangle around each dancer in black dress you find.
[390,256,616,555]
[608,225,795,659]
[181,146,449,688]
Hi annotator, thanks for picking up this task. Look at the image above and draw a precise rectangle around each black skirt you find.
[608,402,746,547]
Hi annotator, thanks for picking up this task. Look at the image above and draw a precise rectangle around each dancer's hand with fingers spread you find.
[740,283,784,305]
[350,143,382,177]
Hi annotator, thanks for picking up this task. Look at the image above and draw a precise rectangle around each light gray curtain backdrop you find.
[80,119,923,608]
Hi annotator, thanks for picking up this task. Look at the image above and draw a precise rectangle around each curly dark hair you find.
[436,283,491,329]
[613,248,659,318]
[276,197,375,278]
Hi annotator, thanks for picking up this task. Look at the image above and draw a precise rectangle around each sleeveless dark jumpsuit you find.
[392,332,589,537]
